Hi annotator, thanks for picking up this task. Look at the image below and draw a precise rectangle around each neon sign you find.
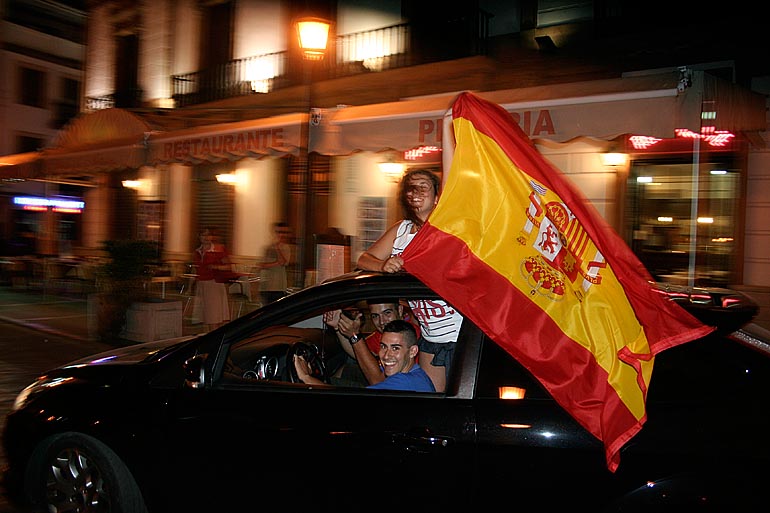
[13,196,85,213]
[630,127,736,150]
[404,145,441,161]
[674,127,735,147]
[628,136,661,150]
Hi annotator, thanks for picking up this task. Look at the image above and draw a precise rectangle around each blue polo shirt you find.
[367,364,436,392]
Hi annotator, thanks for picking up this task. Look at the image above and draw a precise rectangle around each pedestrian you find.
[193,227,231,331]
[258,221,293,304]
[356,169,464,392]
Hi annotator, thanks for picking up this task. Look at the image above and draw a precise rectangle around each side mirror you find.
[184,354,207,388]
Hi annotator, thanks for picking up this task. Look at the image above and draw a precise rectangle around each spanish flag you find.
[401,92,714,471]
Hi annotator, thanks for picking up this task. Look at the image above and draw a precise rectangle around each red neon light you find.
[705,133,734,147]
[22,206,47,212]
[404,145,441,161]
[631,127,736,150]
[674,128,734,147]
[629,136,662,149]
[52,208,83,214]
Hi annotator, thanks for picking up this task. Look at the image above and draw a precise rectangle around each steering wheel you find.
[288,341,328,384]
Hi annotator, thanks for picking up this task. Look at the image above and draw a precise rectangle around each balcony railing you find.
[85,88,144,112]
[86,95,115,111]
[332,23,412,75]
[172,51,288,108]
[88,13,490,111]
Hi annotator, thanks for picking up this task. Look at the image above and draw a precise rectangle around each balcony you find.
[85,88,144,111]
[172,51,288,108]
[86,12,491,111]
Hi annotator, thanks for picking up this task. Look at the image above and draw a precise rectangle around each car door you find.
[471,337,616,510]
[162,306,477,512]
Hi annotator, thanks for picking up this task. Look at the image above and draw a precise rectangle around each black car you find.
[651,281,760,335]
[2,271,768,513]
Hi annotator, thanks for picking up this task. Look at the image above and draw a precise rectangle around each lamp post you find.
[295,17,330,288]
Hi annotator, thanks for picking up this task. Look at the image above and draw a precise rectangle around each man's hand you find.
[323,309,342,329]
[337,311,362,338]
[293,354,311,382]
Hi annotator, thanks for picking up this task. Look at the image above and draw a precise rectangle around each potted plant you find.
[90,240,159,343]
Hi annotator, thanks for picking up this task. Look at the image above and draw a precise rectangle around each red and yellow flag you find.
[401,92,714,471]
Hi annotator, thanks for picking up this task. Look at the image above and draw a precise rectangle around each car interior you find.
[217,295,554,400]
[220,299,400,389]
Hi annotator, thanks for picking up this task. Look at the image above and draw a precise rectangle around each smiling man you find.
[324,298,421,385]
[294,320,435,393]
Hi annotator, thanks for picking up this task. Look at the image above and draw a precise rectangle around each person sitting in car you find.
[324,298,421,386]
[293,319,435,392]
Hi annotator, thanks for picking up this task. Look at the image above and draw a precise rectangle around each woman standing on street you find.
[193,227,231,331]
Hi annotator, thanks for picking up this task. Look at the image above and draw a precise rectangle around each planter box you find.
[121,300,183,342]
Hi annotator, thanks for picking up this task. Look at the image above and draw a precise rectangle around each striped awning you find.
[42,108,154,175]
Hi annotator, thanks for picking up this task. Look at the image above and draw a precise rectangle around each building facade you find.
[0,0,86,255]
[1,1,768,323]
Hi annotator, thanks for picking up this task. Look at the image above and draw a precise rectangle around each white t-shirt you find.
[392,220,464,344]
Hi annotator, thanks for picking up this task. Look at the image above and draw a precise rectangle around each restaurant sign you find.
[147,114,305,165]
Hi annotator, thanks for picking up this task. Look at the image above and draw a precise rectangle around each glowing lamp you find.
[379,162,405,183]
[216,173,239,185]
[297,18,330,61]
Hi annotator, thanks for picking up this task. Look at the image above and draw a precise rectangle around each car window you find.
[219,299,395,390]
[476,338,550,400]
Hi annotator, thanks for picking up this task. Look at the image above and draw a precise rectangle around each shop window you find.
[627,160,739,287]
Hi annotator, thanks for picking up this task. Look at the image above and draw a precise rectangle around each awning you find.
[42,108,154,175]
[0,151,42,179]
[43,140,147,175]
[314,70,767,155]
[147,112,305,165]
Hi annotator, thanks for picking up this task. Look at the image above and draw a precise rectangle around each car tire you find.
[24,432,148,513]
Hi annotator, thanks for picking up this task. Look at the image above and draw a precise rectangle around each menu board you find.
[315,244,349,285]
[314,228,351,285]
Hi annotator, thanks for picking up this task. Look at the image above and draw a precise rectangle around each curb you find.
[0,314,90,342]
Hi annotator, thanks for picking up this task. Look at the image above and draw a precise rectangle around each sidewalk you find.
[0,285,237,344]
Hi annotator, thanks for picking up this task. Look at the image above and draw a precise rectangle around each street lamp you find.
[297,18,330,61]
[295,16,330,288]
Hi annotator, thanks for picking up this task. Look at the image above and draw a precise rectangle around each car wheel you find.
[24,432,148,513]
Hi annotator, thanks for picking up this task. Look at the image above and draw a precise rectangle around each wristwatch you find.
[349,334,360,345]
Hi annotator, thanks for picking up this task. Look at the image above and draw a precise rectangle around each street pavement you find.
[0,285,210,344]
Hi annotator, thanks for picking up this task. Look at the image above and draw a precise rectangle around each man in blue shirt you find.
[294,319,435,393]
